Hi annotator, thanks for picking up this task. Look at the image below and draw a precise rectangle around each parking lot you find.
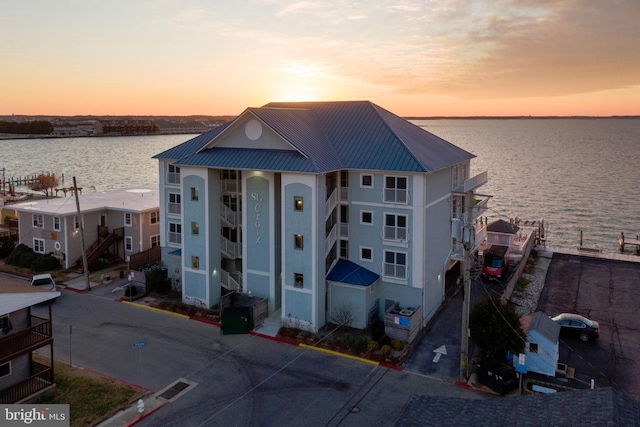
[536,252,640,401]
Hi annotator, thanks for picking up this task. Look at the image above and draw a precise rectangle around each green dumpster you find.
[221,307,250,335]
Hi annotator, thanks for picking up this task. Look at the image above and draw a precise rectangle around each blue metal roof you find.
[326,259,380,287]
[153,101,475,173]
[175,148,323,173]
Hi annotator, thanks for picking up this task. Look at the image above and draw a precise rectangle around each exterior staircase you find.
[75,226,124,273]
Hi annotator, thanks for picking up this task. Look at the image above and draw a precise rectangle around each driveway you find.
[536,253,640,401]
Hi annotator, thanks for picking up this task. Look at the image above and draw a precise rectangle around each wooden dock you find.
[619,232,640,254]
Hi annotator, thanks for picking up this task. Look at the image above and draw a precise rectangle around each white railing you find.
[339,187,349,201]
[383,263,407,279]
[221,179,239,193]
[221,204,241,226]
[325,223,338,256]
[325,188,338,219]
[472,197,489,220]
[383,188,409,204]
[167,172,180,185]
[221,268,241,291]
[168,232,182,245]
[220,236,242,258]
[168,203,181,215]
[339,223,349,237]
[383,226,409,242]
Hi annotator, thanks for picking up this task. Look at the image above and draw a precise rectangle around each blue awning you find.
[326,259,379,287]
[168,248,182,256]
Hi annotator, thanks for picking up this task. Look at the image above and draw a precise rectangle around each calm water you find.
[2,118,639,252]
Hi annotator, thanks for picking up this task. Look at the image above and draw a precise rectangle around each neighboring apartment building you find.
[9,185,161,270]
[0,281,60,403]
[154,101,488,333]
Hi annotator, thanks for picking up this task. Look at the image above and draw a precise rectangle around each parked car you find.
[551,313,599,342]
[30,273,57,291]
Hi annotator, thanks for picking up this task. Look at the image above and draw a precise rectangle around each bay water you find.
[2,118,639,252]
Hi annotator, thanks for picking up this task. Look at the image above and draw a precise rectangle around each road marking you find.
[432,345,447,363]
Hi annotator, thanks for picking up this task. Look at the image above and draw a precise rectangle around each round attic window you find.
[245,119,263,141]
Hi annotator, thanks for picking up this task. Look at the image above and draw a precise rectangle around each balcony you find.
[0,316,52,364]
[0,361,53,404]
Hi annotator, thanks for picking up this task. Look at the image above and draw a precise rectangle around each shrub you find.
[380,345,392,356]
[31,254,61,272]
[0,237,16,258]
[391,339,404,351]
[7,244,31,265]
[18,251,39,269]
[515,276,531,292]
[367,341,379,352]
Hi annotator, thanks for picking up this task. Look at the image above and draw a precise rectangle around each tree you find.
[31,173,60,198]
[469,296,526,359]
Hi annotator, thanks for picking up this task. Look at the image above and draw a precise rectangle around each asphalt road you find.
[536,253,640,401]
[21,277,487,427]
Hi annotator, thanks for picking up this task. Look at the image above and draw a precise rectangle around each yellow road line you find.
[121,300,190,319]
[299,343,379,365]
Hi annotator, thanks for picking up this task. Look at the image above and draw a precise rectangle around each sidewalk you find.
[96,394,166,427]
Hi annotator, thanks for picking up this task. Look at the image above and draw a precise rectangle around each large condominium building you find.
[154,101,487,333]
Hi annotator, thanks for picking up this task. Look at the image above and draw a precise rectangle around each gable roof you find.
[154,101,474,174]
[326,259,380,287]
[396,387,640,426]
[521,311,561,343]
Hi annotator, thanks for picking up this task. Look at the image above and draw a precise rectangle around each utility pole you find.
[73,177,90,290]
[460,188,475,382]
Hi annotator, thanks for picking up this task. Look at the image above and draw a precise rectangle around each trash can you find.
[221,307,250,335]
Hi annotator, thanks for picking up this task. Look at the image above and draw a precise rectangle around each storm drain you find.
[156,379,197,402]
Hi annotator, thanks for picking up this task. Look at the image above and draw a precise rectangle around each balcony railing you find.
[0,361,53,404]
[221,204,241,227]
[221,268,242,292]
[325,188,338,220]
[168,232,182,245]
[168,203,181,215]
[220,236,242,259]
[325,223,338,256]
[221,179,239,193]
[383,226,409,242]
[167,172,180,185]
[0,317,52,364]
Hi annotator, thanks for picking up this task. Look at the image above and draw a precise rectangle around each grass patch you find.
[515,276,532,293]
[44,358,143,427]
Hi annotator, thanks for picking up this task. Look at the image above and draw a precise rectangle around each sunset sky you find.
[1,1,638,117]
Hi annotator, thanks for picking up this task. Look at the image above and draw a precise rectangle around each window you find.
[384,214,408,241]
[360,247,372,261]
[167,164,180,184]
[32,214,43,228]
[191,222,199,236]
[0,361,10,379]
[33,238,45,254]
[191,256,200,269]
[53,216,61,231]
[384,176,408,203]
[151,235,160,247]
[124,212,132,227]
[529,343,539,354]
[361,211,373,225]
[125,236,133,252]
[0,315,8,330]
[294,273,304,288]
[384,250,407,279]
[190,187,199,201]
[294,234,304,250]
[150,211,159,224]
[168,193,181,215]
[294,196,304,212]
[168,222,182,244]
[361,174,373,188]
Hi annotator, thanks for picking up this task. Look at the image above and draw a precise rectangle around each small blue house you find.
[519,311,560,377]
